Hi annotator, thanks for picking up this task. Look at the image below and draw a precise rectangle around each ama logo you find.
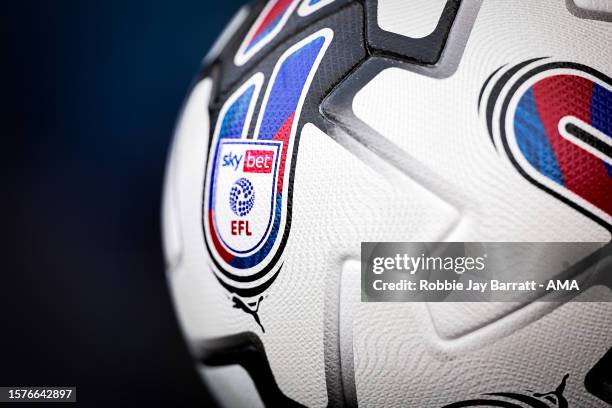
[204,30,333,331]
[480,60,612,229]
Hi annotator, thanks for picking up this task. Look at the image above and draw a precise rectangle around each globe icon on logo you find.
[229,178,255,217]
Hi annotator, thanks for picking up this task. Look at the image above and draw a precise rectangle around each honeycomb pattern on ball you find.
[229,177,255,217]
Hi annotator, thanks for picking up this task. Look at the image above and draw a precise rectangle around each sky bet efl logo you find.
[220,144,280,241]
[203,30,333,329]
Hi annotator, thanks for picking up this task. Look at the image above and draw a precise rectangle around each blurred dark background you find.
[3,0,247,406]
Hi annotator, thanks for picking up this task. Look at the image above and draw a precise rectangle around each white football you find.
[162,0,612,406]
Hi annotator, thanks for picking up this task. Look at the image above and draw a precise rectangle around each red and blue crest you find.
[204,29,333,326]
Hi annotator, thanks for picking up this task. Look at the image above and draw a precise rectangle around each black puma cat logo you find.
[232,296,265,333]
[443,374,570,407]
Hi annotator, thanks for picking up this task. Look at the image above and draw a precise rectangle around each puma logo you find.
[443,374,570,407]
[531,374,569,408]
[232,296,265,333]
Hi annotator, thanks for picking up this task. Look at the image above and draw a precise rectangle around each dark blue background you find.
[4,0,246,405]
